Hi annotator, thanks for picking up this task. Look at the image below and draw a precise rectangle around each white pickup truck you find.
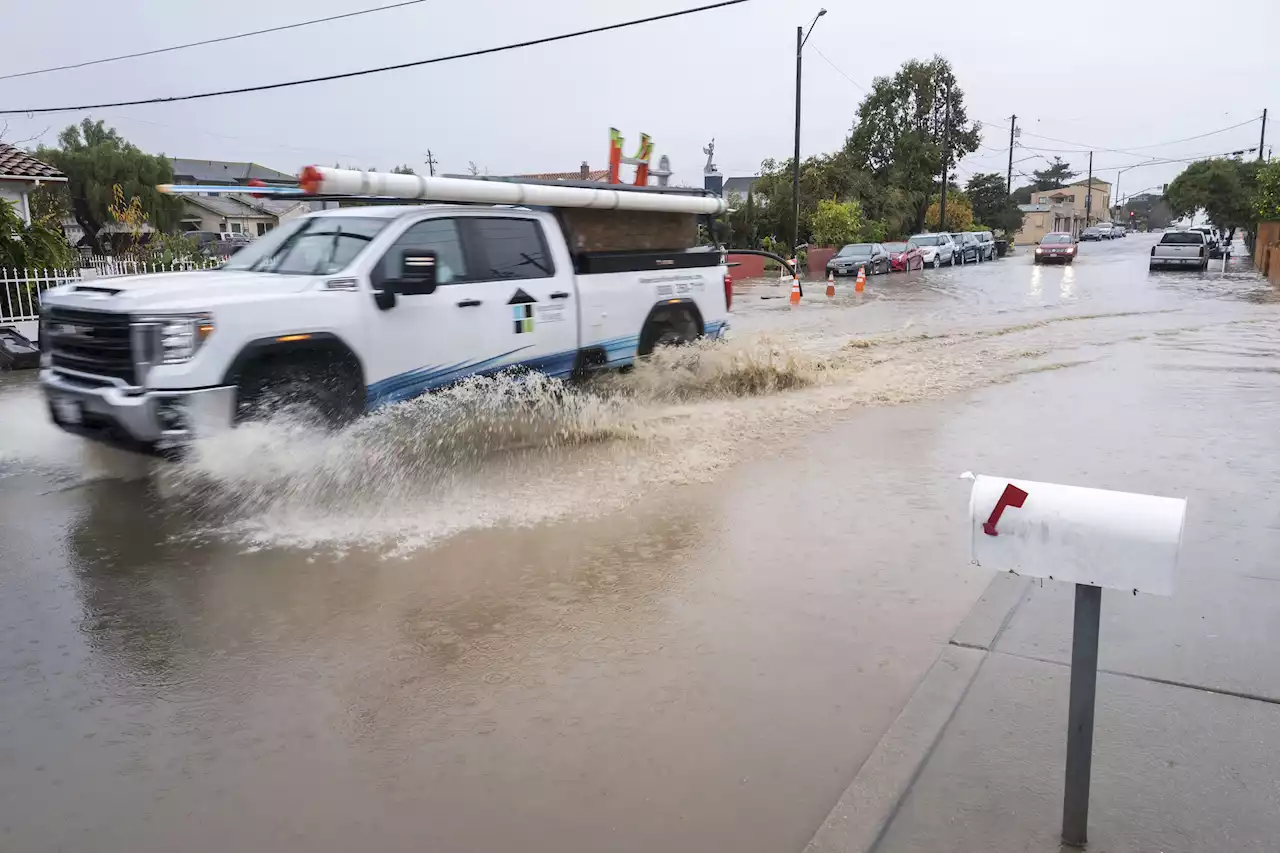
[38,184,731,454]
[1149,229,1208,271]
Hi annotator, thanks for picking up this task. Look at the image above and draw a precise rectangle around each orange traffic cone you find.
[826,270,836,298]
[855,266,866,293]
[789,275,802,305]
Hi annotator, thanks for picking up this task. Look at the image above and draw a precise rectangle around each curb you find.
[803,574,1031,853]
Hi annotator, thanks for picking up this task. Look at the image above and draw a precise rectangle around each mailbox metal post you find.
[1062,583,1102,847]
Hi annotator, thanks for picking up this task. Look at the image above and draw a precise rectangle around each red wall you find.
[726,253,766,279]
[808,247,837,278]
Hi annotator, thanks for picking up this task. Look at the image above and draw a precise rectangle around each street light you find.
[792,7,827,259]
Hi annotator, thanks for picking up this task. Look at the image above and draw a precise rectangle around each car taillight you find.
[1151,246,1156,256]
[1199,246,1206,257]
[723,272,733,311]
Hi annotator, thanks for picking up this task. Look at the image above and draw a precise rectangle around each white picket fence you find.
[1,256,227,326]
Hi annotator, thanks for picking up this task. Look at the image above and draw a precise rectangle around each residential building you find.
[179,193,310,236]
[168,157,310,236]
[722,176,759,201]
[169,158,296,187]
[1014,177,1112,243]
[512,162,610,182]
[0,144,66,224]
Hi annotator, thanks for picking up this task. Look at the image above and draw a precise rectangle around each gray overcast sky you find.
[1,0,1276,198]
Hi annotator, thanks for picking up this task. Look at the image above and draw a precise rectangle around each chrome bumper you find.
[40,369,236,450]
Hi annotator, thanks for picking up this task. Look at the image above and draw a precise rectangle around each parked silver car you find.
[908,233,957,268]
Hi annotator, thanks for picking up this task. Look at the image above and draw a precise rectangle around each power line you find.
[810,45,867,92]
[0,0,435,82]
[0,0,750,115]
[1014,117,1261,158]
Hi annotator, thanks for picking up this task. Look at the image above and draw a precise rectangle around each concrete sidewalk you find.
[807,566,1280,853]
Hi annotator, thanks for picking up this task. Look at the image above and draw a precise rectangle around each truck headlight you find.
[137,313,215,364]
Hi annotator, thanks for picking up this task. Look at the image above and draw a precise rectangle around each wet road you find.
[2,235,1277,852]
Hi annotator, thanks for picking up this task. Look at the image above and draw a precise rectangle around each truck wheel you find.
[237,358,363,428]
[638,306,700,356]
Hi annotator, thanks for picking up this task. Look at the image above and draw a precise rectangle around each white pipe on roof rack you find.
[297,166,727,215]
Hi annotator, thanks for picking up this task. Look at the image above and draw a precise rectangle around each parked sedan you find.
[908,233,957,268]
[950,232,982,264]
[1034,232,1077,264]
[827,243,890,276]
[968,230,996,261]
[885,241,924,271]
[1079,227,1104,241]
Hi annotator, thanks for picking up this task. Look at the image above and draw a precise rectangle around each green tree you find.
[35,120,183,253]
[848,56,981,234]
[809,198,864,246]
[1031,157,1077,190]
[0,200,76,269]
[391,164,417,175]
[925,194,974,232]
[1165,158,1259,237]
[966,173,1024,235]
[1253,160,1280,221]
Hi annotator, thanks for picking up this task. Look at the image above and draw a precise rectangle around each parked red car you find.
[885,241,924,271]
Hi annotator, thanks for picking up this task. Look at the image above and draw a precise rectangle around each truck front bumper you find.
[41,370,236,453]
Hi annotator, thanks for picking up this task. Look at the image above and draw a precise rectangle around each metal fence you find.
[1,257,227,325]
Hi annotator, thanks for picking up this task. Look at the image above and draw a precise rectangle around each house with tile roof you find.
[0,144,67,224]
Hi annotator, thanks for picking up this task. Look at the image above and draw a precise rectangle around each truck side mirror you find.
[398,249,438,294]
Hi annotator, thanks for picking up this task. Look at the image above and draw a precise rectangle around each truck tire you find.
[638,305,701,356]
[236,357,363,428]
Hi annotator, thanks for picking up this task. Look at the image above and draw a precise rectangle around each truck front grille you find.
[45,307,136,384]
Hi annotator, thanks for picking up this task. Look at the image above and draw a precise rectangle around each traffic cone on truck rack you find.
[789,275,802,305]
[855,266,866,293]
[826,270,836,298]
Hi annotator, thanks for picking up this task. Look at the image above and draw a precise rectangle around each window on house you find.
[231,223,242,233]
[1068,194,1075,203]
[219,221,227,232]
[1038,196,1047,203]
[257,222,272,236]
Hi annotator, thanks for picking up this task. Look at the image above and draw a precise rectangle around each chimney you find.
[580,161,590,180]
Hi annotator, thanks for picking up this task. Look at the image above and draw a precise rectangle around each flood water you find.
[2,235,1277,852]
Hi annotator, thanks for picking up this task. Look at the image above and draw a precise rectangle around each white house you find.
[0,144,66,224]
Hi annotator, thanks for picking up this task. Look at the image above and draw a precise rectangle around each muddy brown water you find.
[2,236,1278,852]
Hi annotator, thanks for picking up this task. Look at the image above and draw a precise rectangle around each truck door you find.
[366,216,502,406]
[462,216,578,378]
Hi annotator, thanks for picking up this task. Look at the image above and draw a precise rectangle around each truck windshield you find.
[221,216,390,275]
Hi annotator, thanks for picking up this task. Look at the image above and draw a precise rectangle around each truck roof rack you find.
[160,168,726,216]
[293,167,726,215]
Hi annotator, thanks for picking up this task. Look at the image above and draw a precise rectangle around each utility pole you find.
[790,9,827,258]
[1260,109,1268,162]
[425,150,438,177]
[939,86,951,231]
[1007,114,1017,198]
[1084,151,1093,226]
[791,25,803,257]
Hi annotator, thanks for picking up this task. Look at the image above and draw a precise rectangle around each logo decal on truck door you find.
[512,304,535,334]
[508,288,537,333]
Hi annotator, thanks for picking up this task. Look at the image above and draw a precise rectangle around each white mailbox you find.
[968,474,1186,597]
